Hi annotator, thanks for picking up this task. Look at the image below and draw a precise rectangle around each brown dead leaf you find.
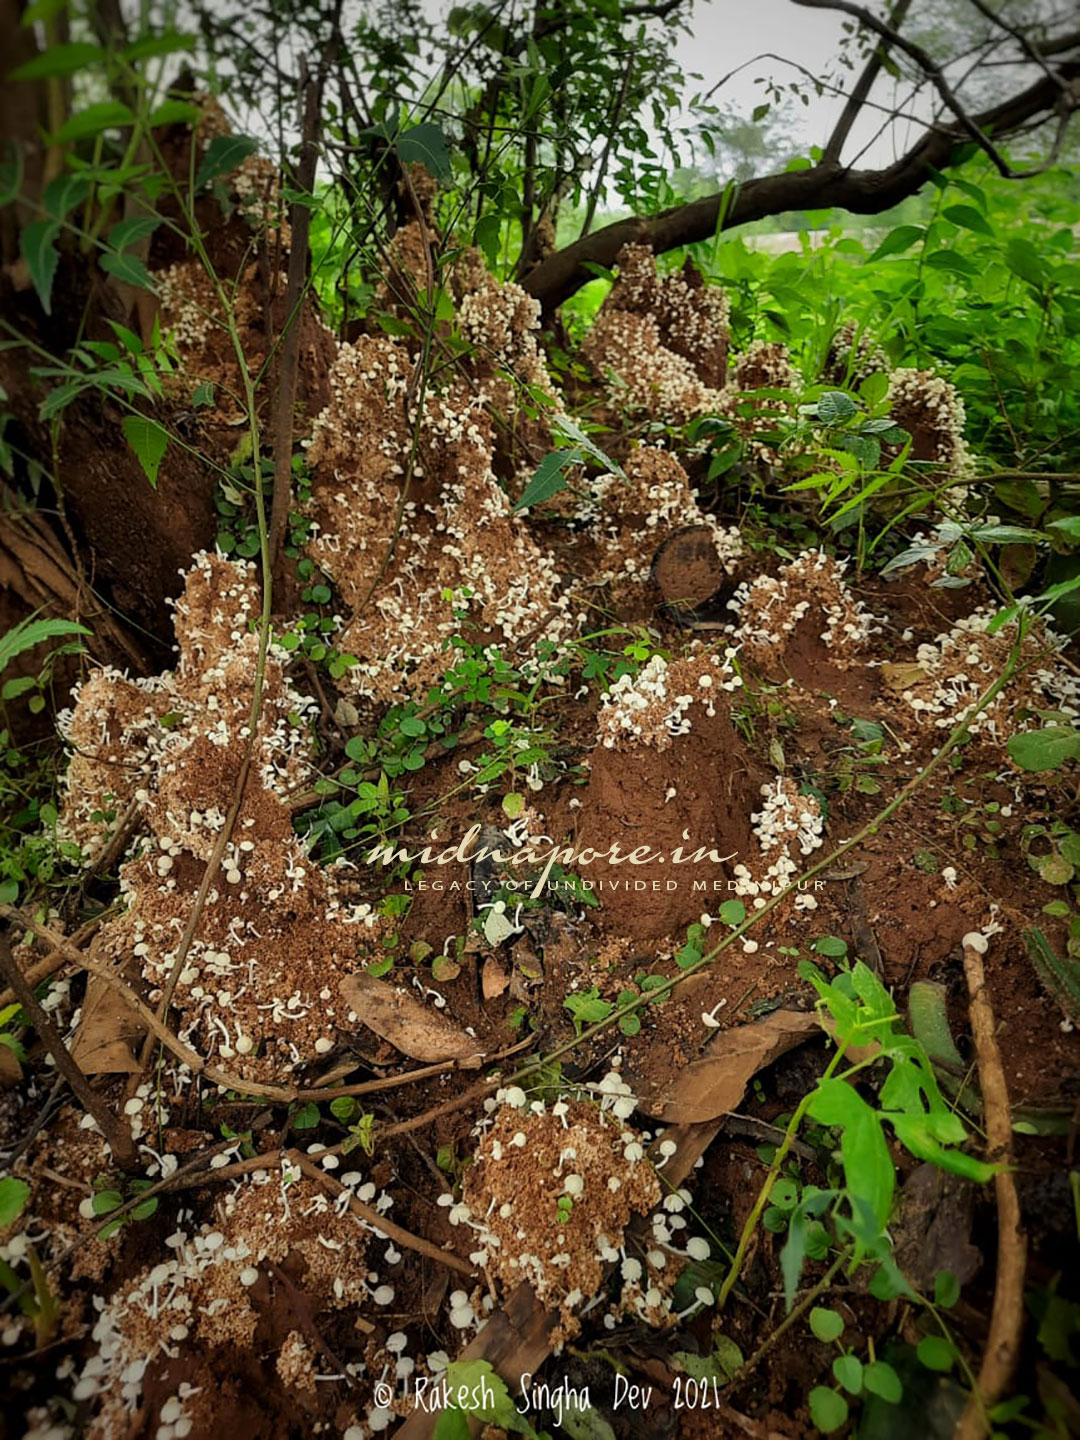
[71,974,145,1074]
[880,661,927,692]
[481,956,510,1000]
[341,973,485,1066]
[0,1039,22,1088]
[636,1010,820,1124]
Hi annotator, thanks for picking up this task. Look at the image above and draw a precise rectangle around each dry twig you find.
[957,930,1026,1439]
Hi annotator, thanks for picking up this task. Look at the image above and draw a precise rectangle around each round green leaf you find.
[933,1269,960,1308]
[808,1386,849,1433]
[864,1360,902,1403]
[809,1306,845,1343]
[917,1335,955,1372]
[833,1354,863,1395]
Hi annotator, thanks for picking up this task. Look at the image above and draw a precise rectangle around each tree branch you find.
[823,0,913,164]
[790,0,1061,177]
[523,57,1080,311]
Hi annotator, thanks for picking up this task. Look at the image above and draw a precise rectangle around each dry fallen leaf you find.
[880,661,927,692]
[635,1010,820,1125]
[481,956,510,1000]
[71,973,145,1074]
[341,972,485,1066]
[0,1039,22,1088]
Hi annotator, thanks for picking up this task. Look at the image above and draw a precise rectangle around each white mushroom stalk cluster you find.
[57,553,383,1084]
[595,649,743,752]
[71,1167,385,1440]
[448,1082,713,1344]
[301,331,573,703]
[887,367,973,475]
[726,549,882,669]
[747,778,825,893]
[900,608,1080,739]
[583,446,743,593]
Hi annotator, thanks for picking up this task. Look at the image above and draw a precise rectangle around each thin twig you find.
[0,932,138,1170]
[290,1151,476,1277]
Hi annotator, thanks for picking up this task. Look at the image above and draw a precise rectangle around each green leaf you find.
[816,390,859,423]
[91,1189,124,1215]
[0,615,90,675]
[809,1305,845,1343]
[108,216,160,251]
[916,1336,954,1373]
[42,172,92,220]
[442,1358,535,1435]
[833,1354,863,1394]
[196,134,259,190]
[512,448,583,512]
[1005,237,1046,289]
[148,99,203,128]
[808,1386,848,1433]
[863,1360,902,1403]
[20,220,60,315]
[53,102,135,145]
[121,415,169,488]
[396,122,452,181]
[934,1270,960,1308]
[192,381,215,408]
[100,250,155,291]
[1048,516,1080,539]
[867,226,924,262]
[806,1079,895,1231]
[9,42,105,81]
[433,1411,471,1440]
[21,0,68,24]
[551,412,625,477]
[0,1176,30,1227]
[291,1101,320,1130]
[719,899,746,926]
[925,250,980,279]
[943,204,993,237]
[1006,727,1080,773]
[122,30,197,62]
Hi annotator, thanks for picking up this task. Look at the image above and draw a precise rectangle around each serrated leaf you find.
[122,30,197,62]
[121,415,169,487]
[100,250,155,291]
[195,134,259,190]
[20,220,60,314]
[0,1176,30,1227]
[9,41,104,81]
[817,390,859,422]
[53,102,135,145]
[42,172,92,220]
[108,216,160,251]
[148,99,202,128]
[0,615,90,675]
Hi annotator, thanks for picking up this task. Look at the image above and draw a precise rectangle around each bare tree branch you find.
[524,56,1080,311]
[823,0,913,164]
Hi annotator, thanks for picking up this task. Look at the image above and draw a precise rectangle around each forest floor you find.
[1,191,1078,1440]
